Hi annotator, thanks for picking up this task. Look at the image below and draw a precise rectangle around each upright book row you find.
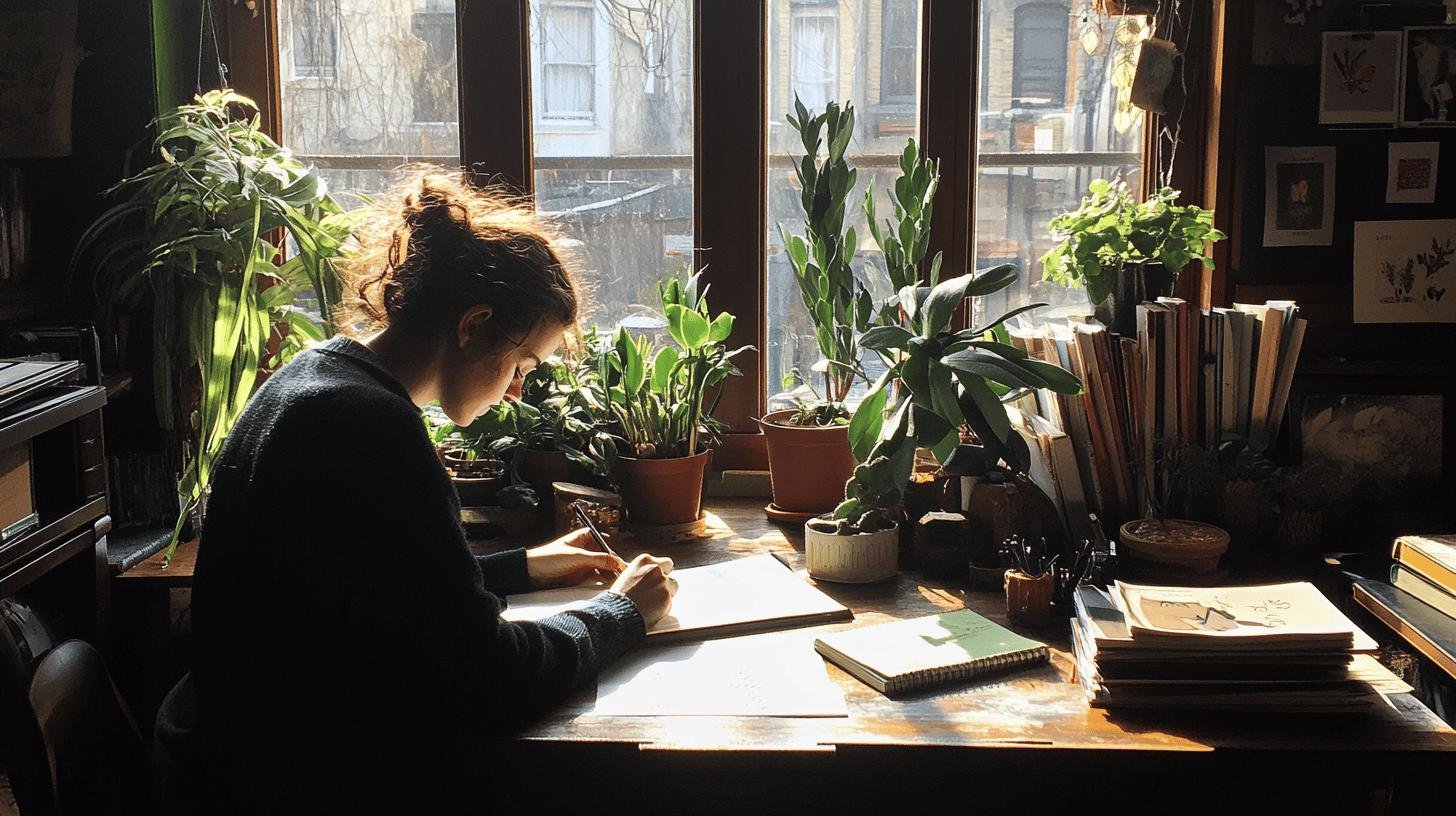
[1011,299,1307,532]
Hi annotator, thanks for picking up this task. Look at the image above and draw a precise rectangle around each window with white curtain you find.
[540,1,599,121]
[289,0,339,80]
[790,6,838,113]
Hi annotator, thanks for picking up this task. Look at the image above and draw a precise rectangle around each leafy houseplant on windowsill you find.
[807,264,1082,583]
[605,272,749,527]
[1041,178,1225,336]
[68,90,362,561]
[762,97,872,522]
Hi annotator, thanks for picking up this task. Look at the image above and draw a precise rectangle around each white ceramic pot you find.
[804,520,899,584]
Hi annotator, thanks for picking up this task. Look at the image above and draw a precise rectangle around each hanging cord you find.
[196,0,231,93]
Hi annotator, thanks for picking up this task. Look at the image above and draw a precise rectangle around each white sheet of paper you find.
[501,554,848,639]
[592,632,848,717]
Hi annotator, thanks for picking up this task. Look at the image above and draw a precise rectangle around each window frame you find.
[224,0,1221,454]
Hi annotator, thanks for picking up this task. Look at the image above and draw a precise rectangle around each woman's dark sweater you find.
[186,336,643,808]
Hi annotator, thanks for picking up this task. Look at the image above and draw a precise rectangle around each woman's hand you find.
[524,529,627,589]
[610,554,676,627]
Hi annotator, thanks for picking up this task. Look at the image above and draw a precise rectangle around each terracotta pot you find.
[613,450,712,526]
[758,410,856,514]
[1004,570,1055,626]
[1119,518,1229,576]
[804,519,899,584]
[519,449,577,505]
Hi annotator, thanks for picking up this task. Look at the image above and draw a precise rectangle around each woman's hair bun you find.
[338,166,585,339]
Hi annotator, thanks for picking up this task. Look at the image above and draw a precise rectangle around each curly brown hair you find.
[339,168,583,340]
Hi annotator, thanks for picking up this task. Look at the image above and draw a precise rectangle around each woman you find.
[164,171,676,811]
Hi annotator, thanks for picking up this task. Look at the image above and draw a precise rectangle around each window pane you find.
[532,0,694,327]
[976,4,1147,323]
[766,0,921,406]
[278,0,461,202]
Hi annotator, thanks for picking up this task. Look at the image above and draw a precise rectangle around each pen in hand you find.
[571,502,624,572]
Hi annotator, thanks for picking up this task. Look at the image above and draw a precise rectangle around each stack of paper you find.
[1071,582,1406,713]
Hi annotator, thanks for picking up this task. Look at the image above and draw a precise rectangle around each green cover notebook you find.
[814,609,1049,696]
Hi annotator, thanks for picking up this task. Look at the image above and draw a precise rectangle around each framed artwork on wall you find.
[1264,146,1337,247]
[1386,141,1440,204]
[1319,31,1402,125]
[1401,26,1456,126]
[1353,218,1456,324]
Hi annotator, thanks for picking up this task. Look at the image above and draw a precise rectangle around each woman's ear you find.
[457,304,495,350]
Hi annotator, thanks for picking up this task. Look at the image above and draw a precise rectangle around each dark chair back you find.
[28,640,154,815]
[0,598,63,814]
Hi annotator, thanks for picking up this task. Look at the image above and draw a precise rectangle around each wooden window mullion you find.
[920,0,977,284]
[459,0,534,195]
[694,0,767,432]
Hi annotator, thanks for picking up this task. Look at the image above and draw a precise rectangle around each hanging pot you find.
[758,410,855,517]
[1093,259,1173,337]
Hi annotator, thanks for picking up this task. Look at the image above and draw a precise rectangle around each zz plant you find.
[604,271,749,459]
[69,91,361,558]
[779,97,874,417]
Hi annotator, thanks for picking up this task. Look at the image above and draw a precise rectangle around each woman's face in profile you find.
[437,314,567,425]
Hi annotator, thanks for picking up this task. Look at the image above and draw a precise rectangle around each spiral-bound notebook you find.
[814,609,1049,696]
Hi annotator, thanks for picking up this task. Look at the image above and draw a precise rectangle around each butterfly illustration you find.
[1332,46,1376,95]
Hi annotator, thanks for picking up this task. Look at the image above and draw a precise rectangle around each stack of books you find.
[1010,299,1308,531]
[1072,581,1407,713]
[1352,534,1456,678]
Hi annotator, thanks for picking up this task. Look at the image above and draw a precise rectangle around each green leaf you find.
[707,312,734,343]
[847,374,890,462]
[921,273,973,336]
[859,324,913,352]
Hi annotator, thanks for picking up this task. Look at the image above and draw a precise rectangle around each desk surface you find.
[118,499,1455,755]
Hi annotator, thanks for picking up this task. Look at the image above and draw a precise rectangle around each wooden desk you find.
[116,500,1455,813]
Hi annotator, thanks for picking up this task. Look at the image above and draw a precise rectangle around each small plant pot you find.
[1092,259,1173,337]
[519,449,578,506]
[804,518,899,584]
[1219,478,1274,553]
[1004,569,1055,626]
[759,409,856,515]
[1278,508,1325,557]
[613,450,712,526]
[1119,518,1229,576]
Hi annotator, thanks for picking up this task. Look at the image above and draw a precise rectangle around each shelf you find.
[0,385,106,450]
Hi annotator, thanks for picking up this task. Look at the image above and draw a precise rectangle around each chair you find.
[27,640,154,815]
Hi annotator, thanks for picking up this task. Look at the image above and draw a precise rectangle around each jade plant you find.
[604,271,749,459]
[68,90,363,558]
[778,97,874,421]
[1041,178,1225,307]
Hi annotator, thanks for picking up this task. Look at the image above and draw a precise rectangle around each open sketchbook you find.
[502,553,852,644]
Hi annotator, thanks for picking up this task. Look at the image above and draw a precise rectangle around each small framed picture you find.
[1319,31,1402,125]
[1387,141,1440,204]
[1402,26,1456,126]
[1263,146,1336,247]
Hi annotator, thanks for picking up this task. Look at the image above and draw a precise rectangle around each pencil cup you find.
[1004,570,1054,626]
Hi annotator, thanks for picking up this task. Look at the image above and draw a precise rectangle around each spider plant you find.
[67,90,363,559]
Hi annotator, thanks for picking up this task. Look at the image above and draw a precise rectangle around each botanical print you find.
[1354,219,1456,323]
[1320,32,1401,125]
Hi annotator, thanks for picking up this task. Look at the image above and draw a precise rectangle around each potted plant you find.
[1119,441,1230,578]
[808,262,1082,582]
[763,98,872,520]
[480,337,618,503]
[1213,437,1282,553]
[425,404,539,545]
[1041,179,1225,336]
[604,272,749,527]
[68,91,361,560]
